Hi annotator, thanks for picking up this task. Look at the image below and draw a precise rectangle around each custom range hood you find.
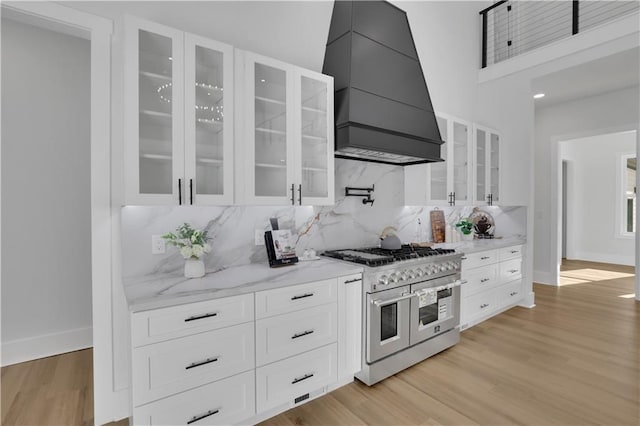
[322,0,444,165]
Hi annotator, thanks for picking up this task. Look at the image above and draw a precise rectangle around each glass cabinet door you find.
[297,71,333,204]
[248,55,292,203]
[475,127,487,202]
[125,18,184,205]
[489,132,500,203]
[429,115,448,202]
[451,120,470,203]
[184,35,233,204]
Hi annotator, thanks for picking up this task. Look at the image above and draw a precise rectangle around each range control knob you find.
[406,270,416,279]
[390,273,400,283]
[447,262,455,270]
[415,268,424,277]
[440,264,448,272]
[378,275,389,285]
[400,272,408,281]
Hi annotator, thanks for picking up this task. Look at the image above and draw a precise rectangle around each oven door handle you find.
[372,292,416,307]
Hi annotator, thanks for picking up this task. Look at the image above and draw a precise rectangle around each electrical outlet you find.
[151,235,165,254]
[255,229,265,246]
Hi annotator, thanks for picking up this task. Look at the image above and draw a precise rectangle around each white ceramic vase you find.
[184,258,205,278]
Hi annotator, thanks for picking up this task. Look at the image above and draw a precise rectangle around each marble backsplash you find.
[121,159,526,277]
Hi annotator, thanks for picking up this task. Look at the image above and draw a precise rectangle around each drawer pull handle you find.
[510,250,519,254]
[461,256,467,260]
[292,329,314,339]
[480,303,489,309]
[508,269,519,274]
[185,356,219,370]
[510,291,518,296]
[184,312,218,322]
[291,293,314,301]
[344,278,362,284]
[187,408,219,425]
[291,373,315,384]
[480,278,490,283]
[480,256,490,260]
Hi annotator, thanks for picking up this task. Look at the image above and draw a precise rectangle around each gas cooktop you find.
[321,245,456,267]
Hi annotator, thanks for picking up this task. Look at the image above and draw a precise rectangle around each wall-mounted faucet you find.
[345,185,375,206]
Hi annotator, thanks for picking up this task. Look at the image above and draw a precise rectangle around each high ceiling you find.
[532,47,640,108]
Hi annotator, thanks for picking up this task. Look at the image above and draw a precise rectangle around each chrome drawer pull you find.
[508,269,519,273]
[480,256,490,260]
[460,256,467,260]
[292,329,314,339]
[480,303,489,309]
[187,408,219,424]
[510,250,519,254]
[185,356,219,370]
[343,278,362,284]
[184,312,218,322]
[291,293,314,301]
[291,373,314,384]
[480,278,490,283]
[510,291,518,296]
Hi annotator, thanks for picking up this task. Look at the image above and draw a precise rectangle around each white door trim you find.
[0,2,123,423]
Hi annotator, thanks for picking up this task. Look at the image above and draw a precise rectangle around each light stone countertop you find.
[123,258,364,312]
[435,235,527,255]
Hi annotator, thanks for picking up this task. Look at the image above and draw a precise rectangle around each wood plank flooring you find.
[1,260,636,425]
[261,260,638,426]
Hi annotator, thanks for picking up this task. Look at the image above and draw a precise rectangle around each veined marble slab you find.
[123,258,363,312]
[436,236,527,254]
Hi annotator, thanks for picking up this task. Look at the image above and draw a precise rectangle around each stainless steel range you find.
[322,245,463,385]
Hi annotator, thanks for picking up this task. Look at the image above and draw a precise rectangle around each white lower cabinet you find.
[460,245,524,329]
[256,343,338,412]
[130,272,363,425]
[134,370,255,426]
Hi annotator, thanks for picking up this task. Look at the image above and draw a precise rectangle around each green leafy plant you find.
[455,218,473,235]
[162,223,211,259]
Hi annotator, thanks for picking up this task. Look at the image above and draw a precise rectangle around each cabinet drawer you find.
[499,258,522,284]
[498,245,523,261]
[497,280,522,306]
[461,250,497,270]
[256,343,337,412]
[132,293,254,347]
[461,264,498,297]
[462,291,496,321]
[256,303,337,366]
[255,278,337,319]
[134,370,255,426]
[132,322,254,406]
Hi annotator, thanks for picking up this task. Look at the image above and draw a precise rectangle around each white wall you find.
[534,86,639,282]
[560,132,636,266]
[1,18,93,365]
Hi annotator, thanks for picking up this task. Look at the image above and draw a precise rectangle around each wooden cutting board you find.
[430,209,445,243]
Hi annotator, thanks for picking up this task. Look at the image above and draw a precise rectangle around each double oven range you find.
[323,245,463,385]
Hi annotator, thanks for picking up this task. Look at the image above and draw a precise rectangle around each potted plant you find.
[163,223,211,278]
[455,218,474,241]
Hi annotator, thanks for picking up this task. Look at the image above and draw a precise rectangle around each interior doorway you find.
[557,131,636,284]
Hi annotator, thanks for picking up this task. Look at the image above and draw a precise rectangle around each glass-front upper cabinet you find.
[239,51,334,205]
[184,34,234,205]
[428,115,449,203]
[124,17,233,205]
[474,124,501,205]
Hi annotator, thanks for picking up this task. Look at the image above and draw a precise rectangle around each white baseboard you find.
[533,270,557,285]
[1,326,92,366]
[572,252,635,267]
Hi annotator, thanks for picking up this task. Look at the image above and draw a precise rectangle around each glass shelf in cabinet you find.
[255,162,287,169]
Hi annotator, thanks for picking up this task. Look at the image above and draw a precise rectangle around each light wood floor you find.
[261,260,638,426]
[1,260,636,425]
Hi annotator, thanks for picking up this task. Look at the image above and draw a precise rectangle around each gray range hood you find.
[322,0,444,166]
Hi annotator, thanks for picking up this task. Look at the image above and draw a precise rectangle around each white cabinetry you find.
[404,114,504,206]
[405,113,472,206]
[473,124,501,205]
[460,245,523,329]
[124,16,234,205]
[236,50,334,206]
[130,293,255,425]
[129,271,363,425]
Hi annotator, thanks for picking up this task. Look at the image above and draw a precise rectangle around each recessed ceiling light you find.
[533,93,545,99]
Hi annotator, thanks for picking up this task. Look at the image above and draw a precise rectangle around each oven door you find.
[366,286,413,364]
[409,275,461,346]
